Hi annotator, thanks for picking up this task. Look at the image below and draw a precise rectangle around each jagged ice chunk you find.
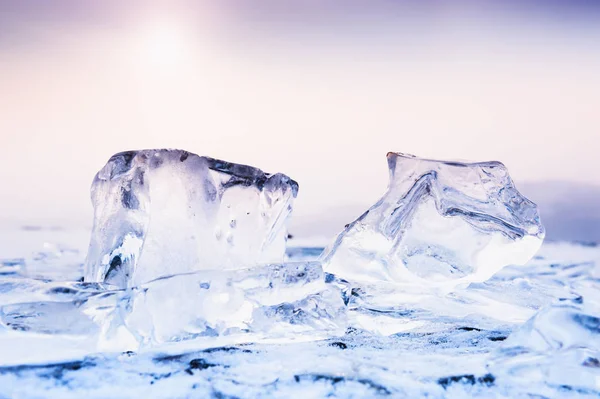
[321,152,544,289]
[84,150,298,288]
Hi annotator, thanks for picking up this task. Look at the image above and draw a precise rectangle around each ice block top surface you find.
[384,152,543,239]
[97,149,298,193]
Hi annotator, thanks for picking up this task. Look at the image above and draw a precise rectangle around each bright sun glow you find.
[134,19,191,69]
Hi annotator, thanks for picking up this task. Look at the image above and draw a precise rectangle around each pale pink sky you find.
[1,1,599,227]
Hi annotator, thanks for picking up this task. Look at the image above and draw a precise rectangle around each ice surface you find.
[489,254,600,394]
[321,152,545,290]
[84,150,298,288]
[1,225,599,398]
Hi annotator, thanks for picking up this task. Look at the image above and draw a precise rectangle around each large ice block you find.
[84,150,298,288]
[321,153,544,289]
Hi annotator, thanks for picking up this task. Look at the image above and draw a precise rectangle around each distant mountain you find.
[289,181,600,243]
[518,181,600,242]
[288,204,367,240]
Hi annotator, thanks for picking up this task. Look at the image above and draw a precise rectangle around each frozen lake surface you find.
[0,227,598,398]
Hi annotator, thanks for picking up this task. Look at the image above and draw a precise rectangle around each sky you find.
[0,1,599,237]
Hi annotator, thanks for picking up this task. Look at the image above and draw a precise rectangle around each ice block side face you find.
[84,150,298,288]
[120,261,346,345]
[321,152,544,288]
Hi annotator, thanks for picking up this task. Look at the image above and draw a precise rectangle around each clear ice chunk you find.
[1,262,346,350]
[117,261,346,346]
[84,150,298,288]
[321,152,545,290]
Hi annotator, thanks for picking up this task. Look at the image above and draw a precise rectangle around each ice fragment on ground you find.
[490,267,600,394]
[84,149,298,288]
[0,259,24,276]
[321,152,545,290]
[109,261,346,347]
[1,262,346,350]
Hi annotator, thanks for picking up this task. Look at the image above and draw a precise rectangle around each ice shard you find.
[321,152,545,289]
[84,150,298,288]
[490,274,600,393]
